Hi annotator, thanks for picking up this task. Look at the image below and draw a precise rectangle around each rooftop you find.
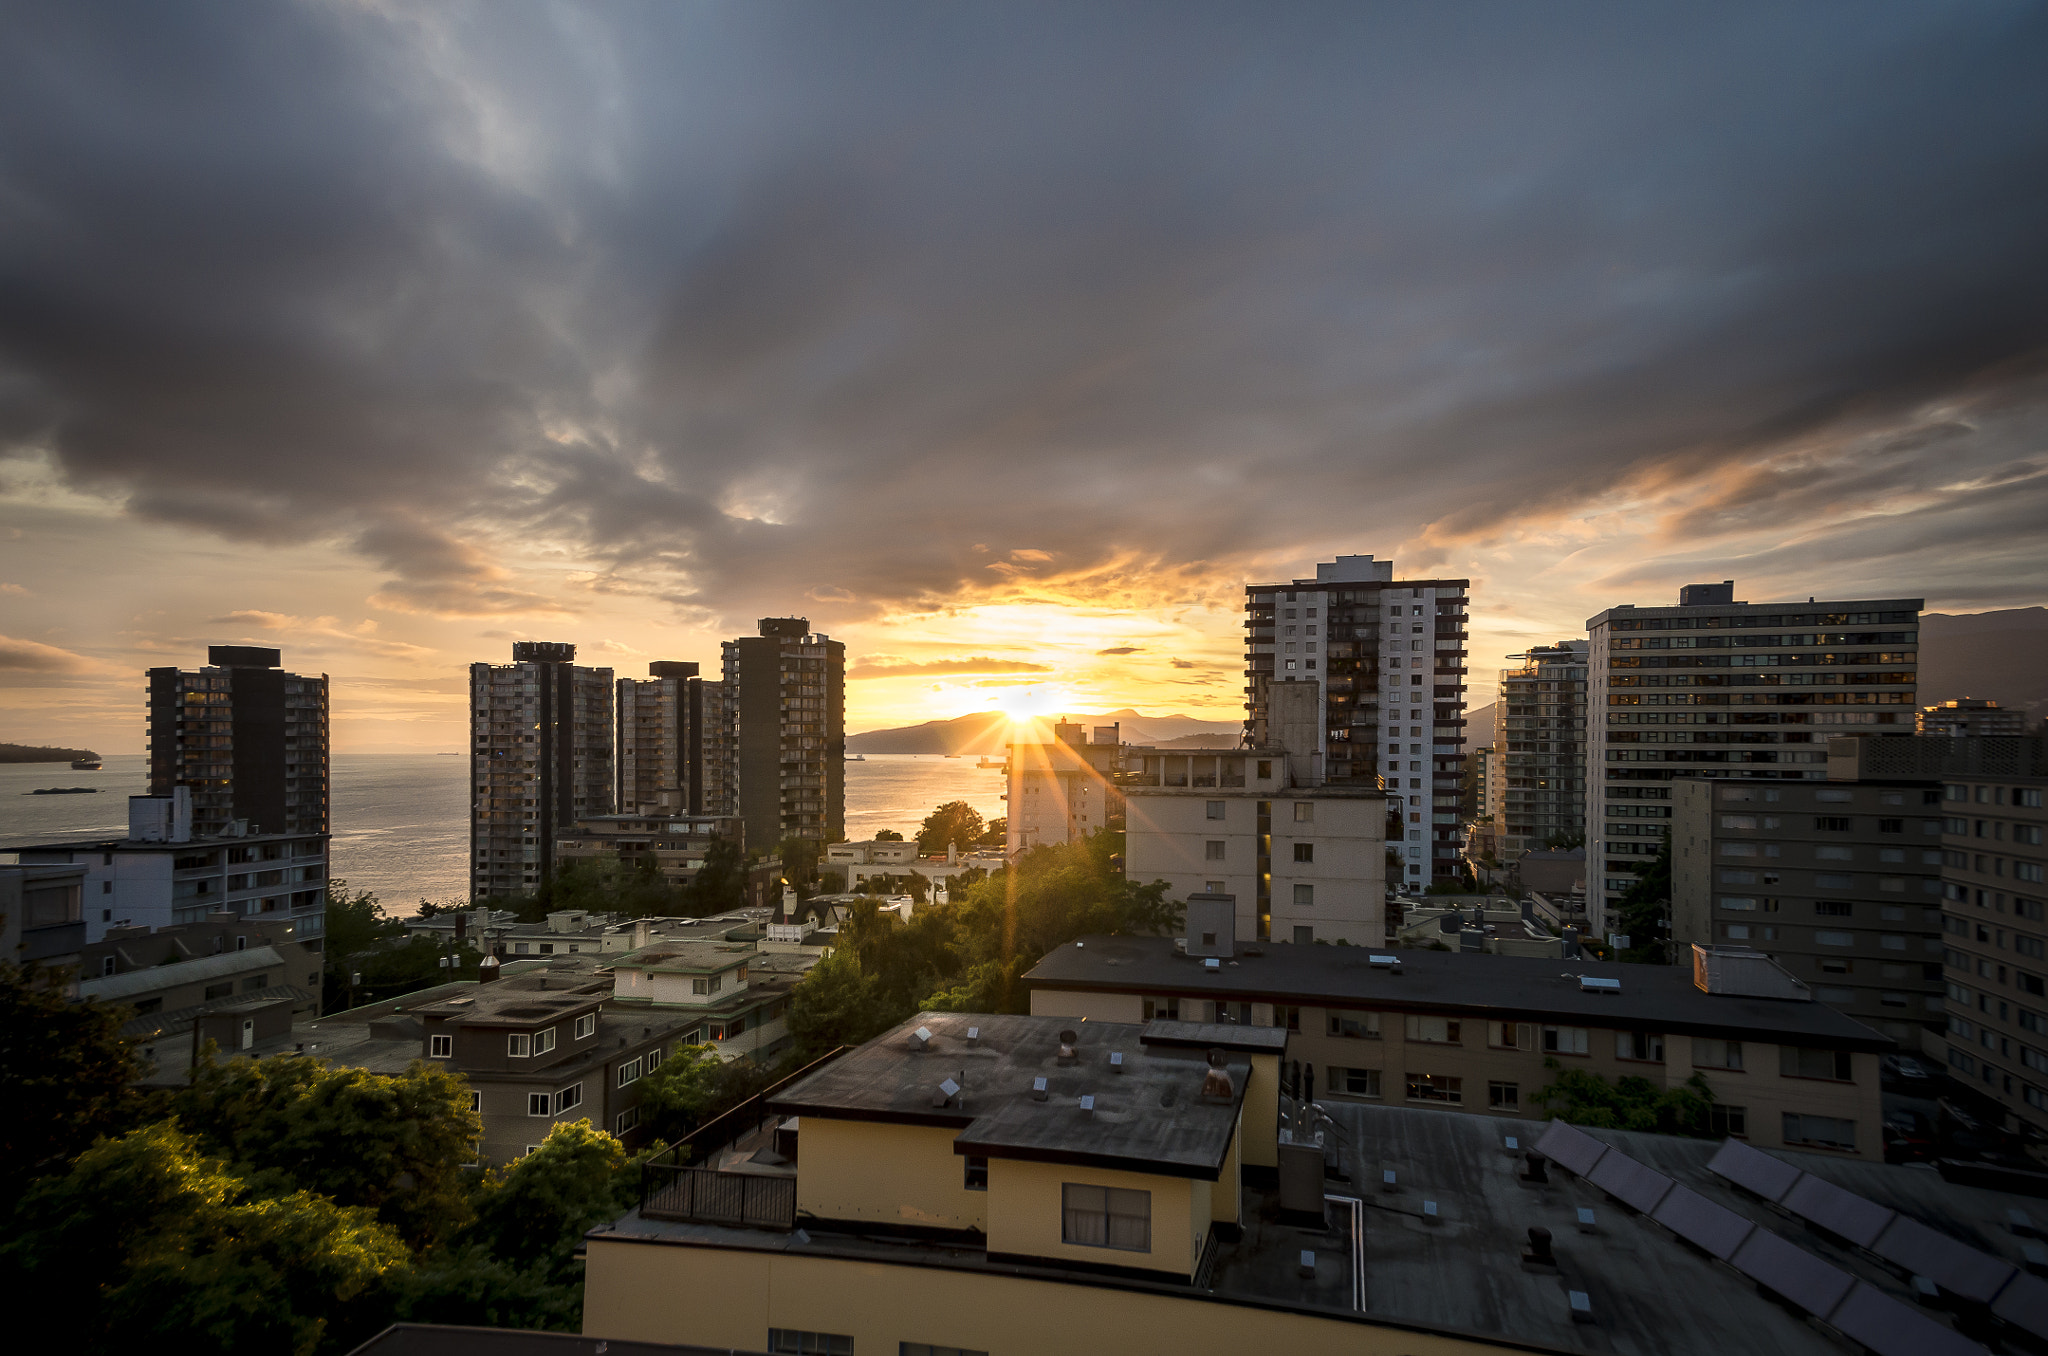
[409,984,604,1026]
[612,939,758,975]
[1024,935,1894,1050]
[770,1011,1278,1179]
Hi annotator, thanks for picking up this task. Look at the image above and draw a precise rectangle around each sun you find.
[989,686,1062,724]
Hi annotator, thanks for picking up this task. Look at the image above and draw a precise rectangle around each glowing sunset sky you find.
[3,3,2046,752]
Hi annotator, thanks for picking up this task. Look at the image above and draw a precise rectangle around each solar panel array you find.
[1534,1120,1995,1356]
[1706,1130,2046,1343]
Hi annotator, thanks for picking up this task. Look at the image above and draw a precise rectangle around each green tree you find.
[0,961,151,1199]
[634,1043,775,1141]
[1612,830,1673,963]
[873,828,904,841]
[778,836,823,895]
[0,1121,407,1356]
[685,834,748,915]
[1532,1057,1716,1136]
[917,800,985,855]
[784,947,904,1061]
[174,1051,483,1248]
[978,817,1006,848]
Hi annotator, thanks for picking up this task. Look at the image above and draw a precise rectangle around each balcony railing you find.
[641,1162,795,1230]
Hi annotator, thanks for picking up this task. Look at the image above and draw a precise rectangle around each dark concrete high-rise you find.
[470,641,614,898]
[1243,555,1471,889]
[617,661,731,817]
[146,646,329,837]
[1499,641,1588,858]
[721,618,844,855]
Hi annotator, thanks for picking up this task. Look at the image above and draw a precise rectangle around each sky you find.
[2,1,2046,753]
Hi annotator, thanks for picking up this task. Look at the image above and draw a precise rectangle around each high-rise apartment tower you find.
[616,661,731,817]
[146,646,329,837]
[1499,641,1588,858]
[1585,581,1920,933]
[722,619,845,854]
[470,642,614,899]
[1244,555,1470,887]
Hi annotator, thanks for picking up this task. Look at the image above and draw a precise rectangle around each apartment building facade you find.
[1121,747,1390,946]
[1927,737,2048,1137]
[470,641,615,899]
[1586,581,1921,933]
[723,618,845,855]
[18,790,329,943]
[1920,698,2026,738]
[1243,555,1470,888]
[1028,936,1889,1159]
[0,863,85,984]
[147,645,329,838]
[1670,769,1947,1045]
[617,660,732,817]
[1005,720,1123,852]
[1499,640,1587,859]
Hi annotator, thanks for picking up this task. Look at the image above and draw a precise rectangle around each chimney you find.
[1056,1029,1078,1065]
[478,955,501,984]
[631,918,652,951]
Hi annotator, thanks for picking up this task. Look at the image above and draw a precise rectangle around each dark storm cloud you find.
[3,0,2047,619]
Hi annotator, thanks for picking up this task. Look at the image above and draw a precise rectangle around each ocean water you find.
[1,752,1002,915]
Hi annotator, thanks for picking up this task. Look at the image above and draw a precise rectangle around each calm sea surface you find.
[0,752,1002,914]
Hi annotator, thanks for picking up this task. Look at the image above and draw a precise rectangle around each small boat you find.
[944,754,960,759]
[70,756,102,770]
[845,754,866,761]
[32,787,99,795]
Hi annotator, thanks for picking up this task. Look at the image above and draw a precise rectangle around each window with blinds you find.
[1061,1183,1151,1252]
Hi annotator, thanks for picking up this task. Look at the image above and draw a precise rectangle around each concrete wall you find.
[584,1236,1510,1356]
[1028,986,1142,1023]
[794,1116,988,1232]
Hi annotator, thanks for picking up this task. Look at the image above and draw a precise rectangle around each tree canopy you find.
[0,960,151,1198]
[917,800,985,854]
[1533,1057,1716,1135]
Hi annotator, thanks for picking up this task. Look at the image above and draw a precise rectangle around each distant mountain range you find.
[846,708,1241,754]
[1920,607,2048,727]
[0,742,100,764]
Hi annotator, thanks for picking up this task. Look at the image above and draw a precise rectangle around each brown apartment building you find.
[1027,934,1889,1159]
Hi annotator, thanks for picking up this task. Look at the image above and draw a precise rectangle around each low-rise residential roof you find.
[771,1011,1271,1180]
[1025,934,1894,1051]
[611,939,758,974]
[79,944,288,1003]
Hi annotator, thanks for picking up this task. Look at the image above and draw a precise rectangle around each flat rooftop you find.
[771,1012,1280,1179]
[1026,935,1893,1050]
[410,984,604,1025]
[612,939,758,974]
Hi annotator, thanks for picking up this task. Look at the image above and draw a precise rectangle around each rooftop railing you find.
[640,1161,796,1230]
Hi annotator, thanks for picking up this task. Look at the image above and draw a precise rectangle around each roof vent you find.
[932,1076,960,1107]
[966,1026,981,1047]
[1204,958,1221,972]
[1368,954,1402,971]
[1579,976,1622,995]
[1080,1094,1096,1116]
[912,1025,933,1050]
[1109,1051,1124,1075]
[1201,1048,1234,1101]
[1031,1075,1049,1102]
[1057,1029,1078,1065]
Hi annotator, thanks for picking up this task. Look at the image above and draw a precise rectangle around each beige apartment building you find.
[1027,935,1888,1158]
[1669,754,1948,1045]
[1121,745,1391,946]
[1005,720,1124,852]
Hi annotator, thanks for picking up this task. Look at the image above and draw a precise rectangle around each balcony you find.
[640,1160,795,1230]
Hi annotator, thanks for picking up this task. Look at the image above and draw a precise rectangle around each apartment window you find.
[963,1155,989,1191]
[575,1013,596,1040]
[1814,901,1852,917]
[1293,842,1314,863]
[101,956,117,978]
[1142,997,1181,1021]
[554,1083,583,1113]
[535,1028,557,1054]
[1542,1025,1590,1056]
[1337,1067,1381,1097]
[1814,817,1852,832]
[1404,1014,1460,1044]
[1879,818,1904,833]
[902,1345,988,1356]
[528,1092,552,1117]
[1257,761,1272,779]
[508,1033,532,1058]
[1781,1047,1853,1081]
[692,974,725,995]
[1328,1011,1380,1039]
[1488,1021,1535,1050]
[1205,800,1226,820]
[1293,884,1314,907]
[617,1056,644,1088]
[1783,1113,1856,1152]
[1710,1104,1748,1138]
[1204,840,1226,861]
[1816,930,1855,947]
[1616,1031,1665,1063]
[615,1106,641,1136]
[468,1091,481,1113]
[1406,1073,1463,1104]
[767,1330,853,1355]
[1061,1183,1151,1251]
[429,1035,453,1059]
[1692,1038,1743,1070]
[1488,1081,1520,1111]
[1294,802,1314,822]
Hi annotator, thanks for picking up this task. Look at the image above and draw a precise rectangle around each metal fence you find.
[641,1162,796,1230]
